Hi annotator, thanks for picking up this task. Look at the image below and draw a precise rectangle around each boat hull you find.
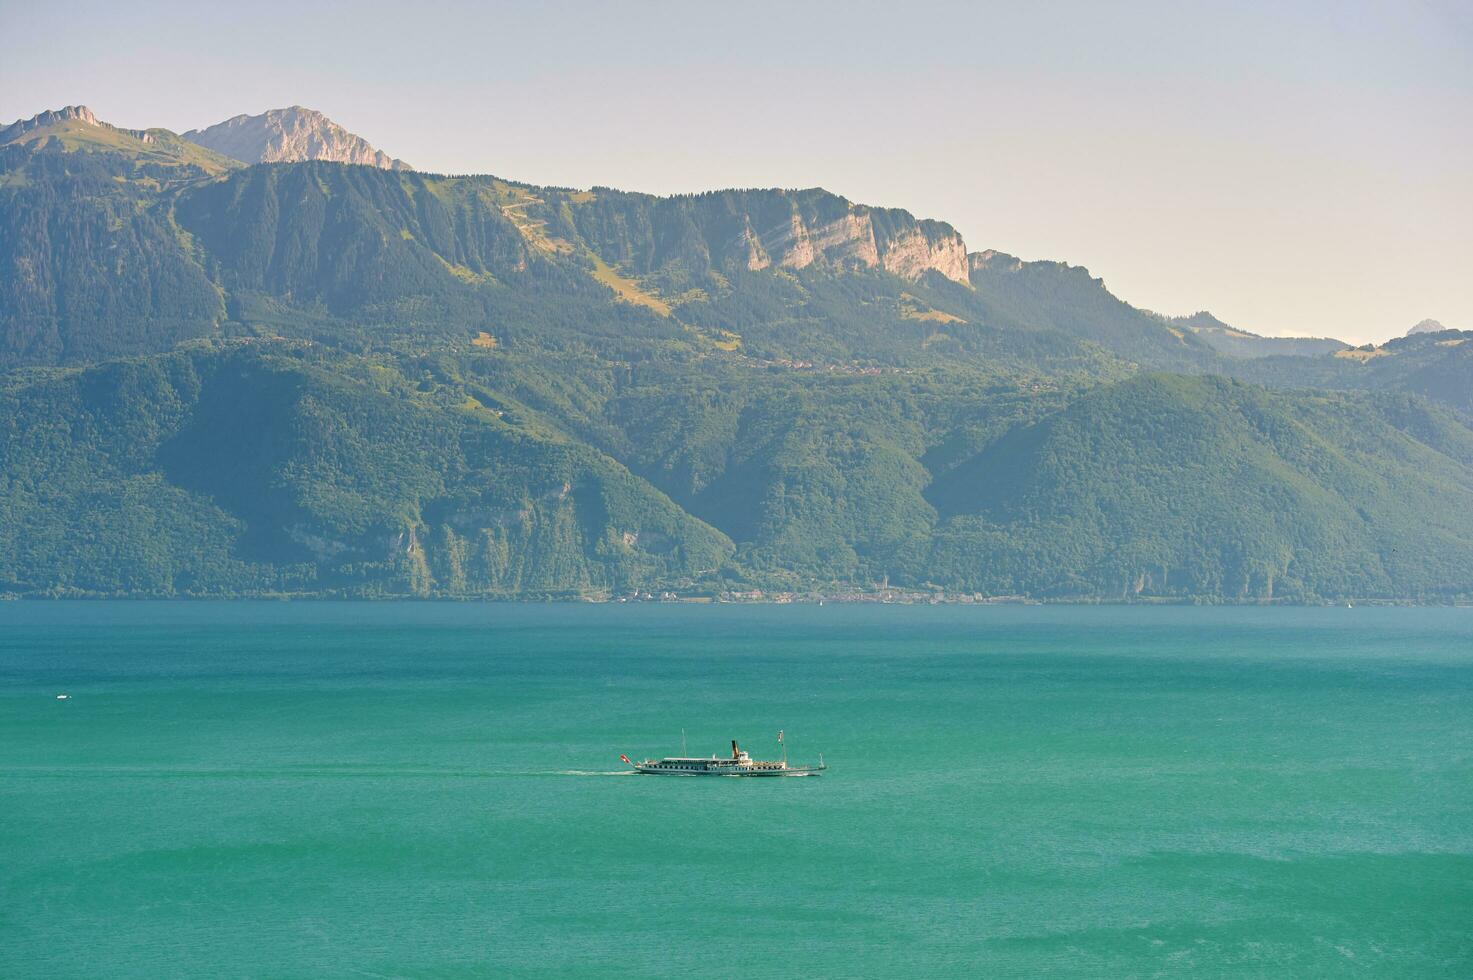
[633,764,825,777]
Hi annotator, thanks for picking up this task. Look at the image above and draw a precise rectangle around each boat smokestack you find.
[732,740,739,759]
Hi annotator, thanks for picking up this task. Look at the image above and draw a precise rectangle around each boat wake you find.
[550,769,637,777]
[2,765,636,779]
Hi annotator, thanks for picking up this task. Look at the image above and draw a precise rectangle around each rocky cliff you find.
[563,187,972,285]
[742,207,968,283]
[182,106,410,170]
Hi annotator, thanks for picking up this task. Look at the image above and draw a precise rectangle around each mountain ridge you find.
[4,101,1472,601]
[0,102,1423,351]
[1153,310,1349,359]
[0,105,146,143]
[0,104,239,173]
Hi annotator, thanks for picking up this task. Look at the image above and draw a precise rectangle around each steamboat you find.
[621,735,824,777]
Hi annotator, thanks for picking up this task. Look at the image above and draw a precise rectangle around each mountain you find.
[1408,318,1449,336]
[965,251,1219,370]
[182,107,410,170]
[4,347,1470,601]
[0,104,141,143]
[0,105,238,173]
[3,102,1472,601]
[1161,311,1348,359]
[0,344,731,597]
[0,110,236,366]
[921,374,1473,600]
[1232,330,1473,420]
[1,141,1191,374]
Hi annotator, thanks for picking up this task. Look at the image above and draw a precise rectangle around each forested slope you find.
[0,344,731,596]
[921,375,1473,600]
[3,106,1472,600]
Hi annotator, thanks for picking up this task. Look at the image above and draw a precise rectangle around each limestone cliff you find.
[756,209,967,283]
[566,188,972,285]
[878,222,969,282]
[968,249,1025,274]
[182,106,410,170]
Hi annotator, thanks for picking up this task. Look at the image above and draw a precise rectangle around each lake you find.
[2,603,1470,977]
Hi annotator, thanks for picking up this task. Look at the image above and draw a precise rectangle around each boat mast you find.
[681,728,687,756]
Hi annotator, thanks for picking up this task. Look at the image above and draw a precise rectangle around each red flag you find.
[620,754,631,765]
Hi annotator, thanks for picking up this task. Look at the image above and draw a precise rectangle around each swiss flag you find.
[620,754,631,764]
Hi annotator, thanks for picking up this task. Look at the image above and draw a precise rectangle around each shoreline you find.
[3,591,1471,607]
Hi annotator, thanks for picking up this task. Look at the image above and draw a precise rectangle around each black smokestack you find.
[732,740,739,759]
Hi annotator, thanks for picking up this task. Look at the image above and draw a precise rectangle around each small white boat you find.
[56,694,70,700]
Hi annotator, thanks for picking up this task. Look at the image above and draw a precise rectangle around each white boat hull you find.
[634,764,825,777]
[628,739,824,777]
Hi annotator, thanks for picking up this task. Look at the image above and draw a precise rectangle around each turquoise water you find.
[2,603,1470,977]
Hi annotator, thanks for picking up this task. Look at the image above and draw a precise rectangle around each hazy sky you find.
[3,0,1468,343]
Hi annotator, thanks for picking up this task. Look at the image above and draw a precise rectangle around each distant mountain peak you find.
[1172,310,1233,332]
[5,104,99,131]
[1407,318,1448,336]
[969,249,1023,273]
[182,107,411,170]
[0,104,149,145]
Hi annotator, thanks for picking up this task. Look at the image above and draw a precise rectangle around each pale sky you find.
[2,0,1468,344]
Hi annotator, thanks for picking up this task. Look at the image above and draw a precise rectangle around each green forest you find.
[3,117,1471,600]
